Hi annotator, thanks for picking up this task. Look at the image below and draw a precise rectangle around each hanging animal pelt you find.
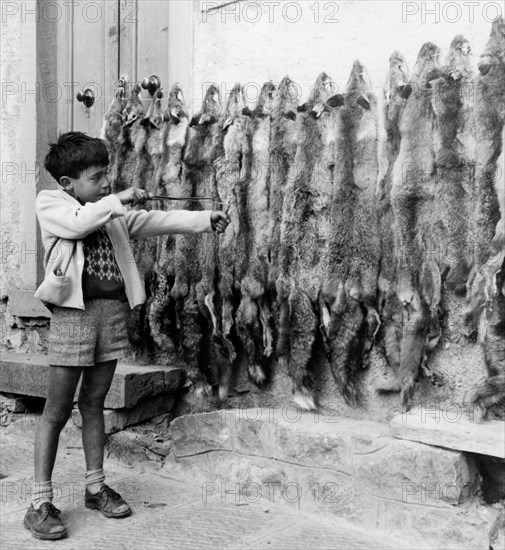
[267,76,300,298]
[374,52,410,394]
[427,34,475,295]
[171,83,222,395]
[389,43,445,407]
[100,83,126,191]
[475,255,505,418]
[321,61,381,406]
[149,84,190,352]
[113,83,154,348]
[267,76,300,371]
[213,83,252,401]
[465,16,505,336]
[127,89,169,350]
[132,89,167,277]
[277,72,342,410]
[236,82,276,387]
[464,17,505,416]
[117,83,145,191]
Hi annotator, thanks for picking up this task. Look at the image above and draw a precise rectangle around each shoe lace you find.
[102,485,121,500]
[45,503,61,517]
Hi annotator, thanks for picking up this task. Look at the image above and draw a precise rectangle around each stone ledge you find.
[0,352,185,408]
[7,290,51,318]
[389,409,505,459]
[168,409,478,505]
[159,408,503,550]
[72,394,175,435]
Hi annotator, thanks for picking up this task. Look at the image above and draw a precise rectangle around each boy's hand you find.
[211,211,230,233]
[115,188,151,206]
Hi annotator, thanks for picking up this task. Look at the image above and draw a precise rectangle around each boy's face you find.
[61,165,110,204]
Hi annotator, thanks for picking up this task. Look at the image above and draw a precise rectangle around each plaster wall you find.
[1,1,55,352]
[1,7,23,300]
[190,0,499,109]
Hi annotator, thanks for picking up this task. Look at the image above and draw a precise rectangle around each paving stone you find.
[353,438,479,505]
[72,395,175,434]
[170,410,234,456]
[106,431,162,467]
[271,422,353,474]
[377,497,505,550]
[0,353,184,409]
[390,410,505,459]
[242,517,417,550]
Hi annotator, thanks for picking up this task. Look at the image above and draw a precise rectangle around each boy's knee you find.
[42,404,73,429]
[77,393,104,415]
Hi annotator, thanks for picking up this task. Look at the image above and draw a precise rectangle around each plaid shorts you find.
[48,299,130,367]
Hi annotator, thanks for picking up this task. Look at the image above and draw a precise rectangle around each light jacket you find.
[34,189,213,310]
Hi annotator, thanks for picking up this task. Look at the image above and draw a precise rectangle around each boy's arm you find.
[125,209,213,239]
[36,191,125,239]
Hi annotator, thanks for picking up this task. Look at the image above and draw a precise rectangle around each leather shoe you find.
[85,484,131,518]
[23,502,67,540]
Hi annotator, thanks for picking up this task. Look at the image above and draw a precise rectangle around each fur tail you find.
[398,295,430,409]
[473,375,505,419]
[374,297,402,393]
[328,298,366,406]
[276,295,290,361]
[218,296,238,402]
[477,311,505,417]
[288,290,318,410]
[178,295,212,397]
[148,274,177,352]
[236,295,268,386]
[259,296,274,359]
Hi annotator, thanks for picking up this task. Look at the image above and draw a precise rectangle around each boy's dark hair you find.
[44,131,109,183]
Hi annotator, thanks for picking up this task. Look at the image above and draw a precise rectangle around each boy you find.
[24,132,229,540]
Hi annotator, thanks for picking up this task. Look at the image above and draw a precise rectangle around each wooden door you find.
[57,0,193,135]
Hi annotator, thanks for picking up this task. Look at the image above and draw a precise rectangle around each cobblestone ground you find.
[0,416,414,550]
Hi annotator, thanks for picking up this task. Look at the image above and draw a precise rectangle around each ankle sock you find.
[32,480,53,509]
[85,468,105,495]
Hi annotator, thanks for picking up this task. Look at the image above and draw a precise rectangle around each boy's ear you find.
[59,176,73,191]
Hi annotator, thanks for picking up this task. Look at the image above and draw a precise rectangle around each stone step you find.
[159,408,505,550]
[389,408,505,459]
[0,393,26,413]
[0,352,185,408]
[72,394,175,435]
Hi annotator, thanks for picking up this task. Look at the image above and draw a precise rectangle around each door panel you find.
[119,0,138,89]
[72,0,118,136]
[136,0,170,108]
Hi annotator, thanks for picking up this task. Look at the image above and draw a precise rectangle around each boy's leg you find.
[25,366,82,540]
[34,366,83,484]
[77,359,117,471]
[78,359,131,518]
